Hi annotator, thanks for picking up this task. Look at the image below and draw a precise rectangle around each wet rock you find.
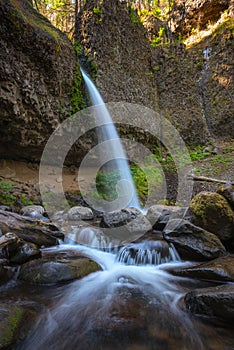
[67,206,94,221]
[18,249,101,284]
[9,241,41,265]
[0,232,40,264]
[163,219,226,261]
[189,192,234,241]
[170,255,234,282]
[0,210,63,247]
[20,205,48,222]
[0,260,15,285]
[217,184,234,210]
[146,205,187,230]
[100,208,152,242]
[0,303,25,349]
[184,284,234,320]
[116,240,179,265]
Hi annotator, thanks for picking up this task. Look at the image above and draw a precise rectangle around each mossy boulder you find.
[0,304,25,349]
[217,184,234,210]
[189,192,234,241]
[18,249,101,284]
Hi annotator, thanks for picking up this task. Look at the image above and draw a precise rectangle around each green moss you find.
[70,61,86,114]
[10,0,63,43]
[0,306,25,348]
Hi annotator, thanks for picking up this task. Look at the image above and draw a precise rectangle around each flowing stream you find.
[14,69,234,350]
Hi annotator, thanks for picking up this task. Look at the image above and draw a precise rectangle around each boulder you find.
[18,249,101,284]
[189,192,234,241]
[0,304,26,349]
[146,205,187,230]
[170,255,234,282]
[184,284,234,320]
[0,210,63,247]
[217,184,234,210]
[20,205,49,222]
[100,208,152,242]
[163,219,226,261]
[67,206,94,221]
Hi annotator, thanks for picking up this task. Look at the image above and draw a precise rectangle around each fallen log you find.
[0,210,63,247]
[188,174,233,185]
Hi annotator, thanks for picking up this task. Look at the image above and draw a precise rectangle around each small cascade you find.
[80,68,141,210]
[116,240,180,265]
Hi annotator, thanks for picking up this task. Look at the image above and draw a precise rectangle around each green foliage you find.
[93,7,102,16]
[70,60,86,114]
[151,26,166,46]
[129,7,142,25]
[131,163,163,203]
[189,145,211,161]
[0,181,16,205]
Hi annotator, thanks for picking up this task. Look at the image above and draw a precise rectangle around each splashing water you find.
[16,244,207,350]
[80,68,141,210]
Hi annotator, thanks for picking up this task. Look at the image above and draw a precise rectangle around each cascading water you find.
[14,70,232,350]
[80,67,141,210]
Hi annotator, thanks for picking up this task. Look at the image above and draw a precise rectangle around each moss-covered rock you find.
[217,184,234,210]
[18,249,101,284]
[189,192,234,241]
[0,304,25,349]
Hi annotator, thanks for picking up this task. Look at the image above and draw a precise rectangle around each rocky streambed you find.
[0,185,234,349]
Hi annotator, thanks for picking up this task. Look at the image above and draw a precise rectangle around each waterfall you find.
[80,68,141,210]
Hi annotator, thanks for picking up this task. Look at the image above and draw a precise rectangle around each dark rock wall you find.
[0,0,76,162]
[76,0,234,146]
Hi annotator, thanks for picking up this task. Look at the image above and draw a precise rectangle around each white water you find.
[80,68,141,210]
[17,243,206,350]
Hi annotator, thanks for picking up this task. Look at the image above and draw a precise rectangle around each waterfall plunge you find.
[80,68,141,211]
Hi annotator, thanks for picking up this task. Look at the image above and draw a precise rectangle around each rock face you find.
[184,284,234,320]
[76,0,234,145]
[0,0,77,162]
[77,0,158,110]
[189,192,234,241]
[170,0,230,36]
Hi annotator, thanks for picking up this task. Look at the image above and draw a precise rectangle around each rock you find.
[9,241,41,265]
[0,210,63,247]
[0,232,40,264]
[171,0,230,36]
[163,219,226,261]
[184,284,234,320]
[0,0,77,163]
[0,261,15,285]
[18,249,101,284]
[0,232,20,249]
[67,206,94,221]
[217,184,234,210]
[20,205,45,219]
[116,240,179,265]
[146,205,187,230]
[189,192,234,241]
[0,304,25,349]
[170,255,234,282]
[100,208,152,242]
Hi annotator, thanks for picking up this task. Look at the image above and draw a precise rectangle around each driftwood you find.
[0,210,63,247]
[188,174,233,185]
